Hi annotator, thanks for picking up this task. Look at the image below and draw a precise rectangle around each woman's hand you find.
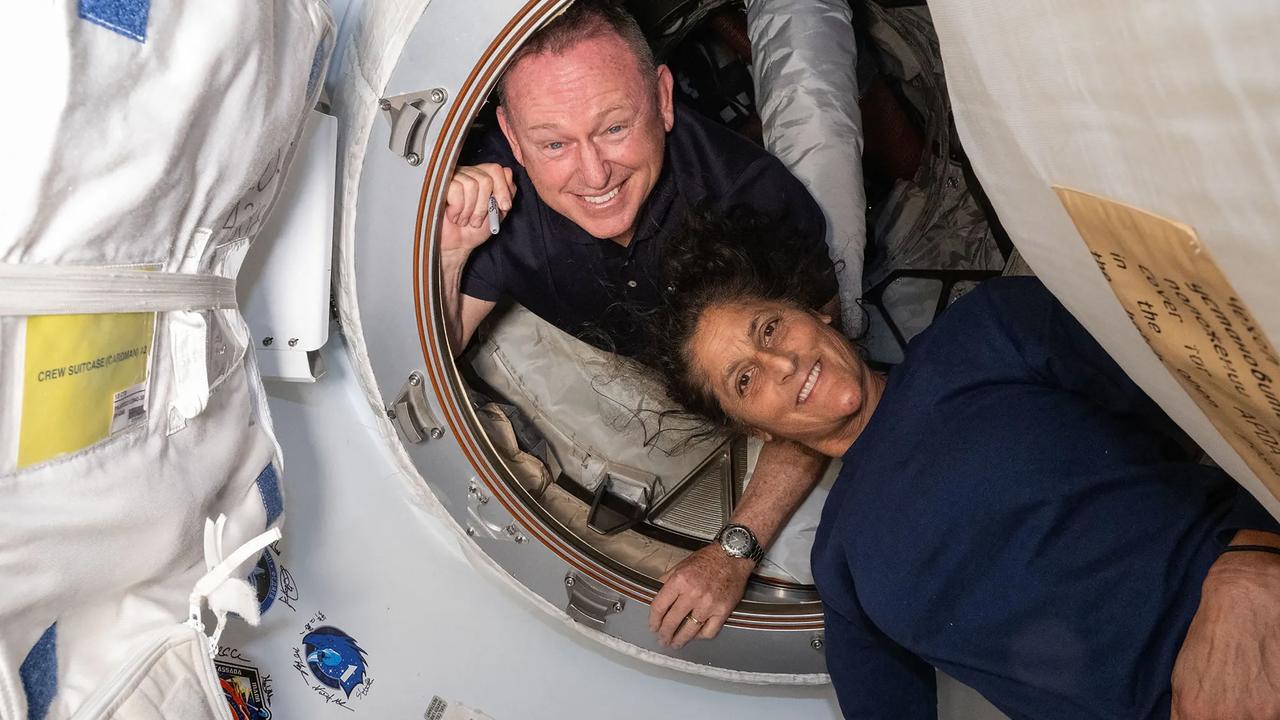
[648,544,753,649]
[1171,537,1280,720]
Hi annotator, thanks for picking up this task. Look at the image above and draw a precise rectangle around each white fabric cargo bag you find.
[926,0,1280,520]
[0,1,333,717]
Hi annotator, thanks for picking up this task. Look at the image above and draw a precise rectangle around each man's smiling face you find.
[496,32,675,246]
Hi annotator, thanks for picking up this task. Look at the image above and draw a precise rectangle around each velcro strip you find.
[79,0,150,43]
[255,464,284,527]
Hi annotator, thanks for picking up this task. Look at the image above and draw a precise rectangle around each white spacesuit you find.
[0,2,331,716]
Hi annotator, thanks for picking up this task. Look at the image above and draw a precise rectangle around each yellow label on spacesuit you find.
[1055,186,1280,505]
[18,313,155,469]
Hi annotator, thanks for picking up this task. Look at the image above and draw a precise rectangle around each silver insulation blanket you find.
[745,0,866,333]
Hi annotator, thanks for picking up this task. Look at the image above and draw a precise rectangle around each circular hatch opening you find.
[352,0,829,677]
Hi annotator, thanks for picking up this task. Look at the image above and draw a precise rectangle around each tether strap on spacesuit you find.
[188,516,281,656]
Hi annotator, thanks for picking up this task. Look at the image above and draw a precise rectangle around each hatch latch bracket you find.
[387,371,444,444]
[564,572,625,631]
[379,88,449,166]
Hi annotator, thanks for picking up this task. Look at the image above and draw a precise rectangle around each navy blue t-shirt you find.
[812,277,1280,719]
[459,104,835,356]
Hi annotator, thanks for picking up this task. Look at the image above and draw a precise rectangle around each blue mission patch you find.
[246,551,279,616]
[303,627,369,697]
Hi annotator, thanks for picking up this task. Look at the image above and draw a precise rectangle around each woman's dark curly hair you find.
[635,202,839,439]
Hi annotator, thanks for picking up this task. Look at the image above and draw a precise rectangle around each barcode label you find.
[424,697,448,720]
[109,382,147,435]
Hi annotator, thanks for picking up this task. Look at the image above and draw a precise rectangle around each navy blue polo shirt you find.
[459,104,834,356]
[813,277,1280,719]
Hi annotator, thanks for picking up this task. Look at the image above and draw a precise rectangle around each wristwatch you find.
[716,523,765,563]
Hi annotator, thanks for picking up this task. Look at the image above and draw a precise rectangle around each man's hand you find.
[439,163,513,351]
[1171,536,1280,720]
[648,544,753,649]
[441,163,515,253]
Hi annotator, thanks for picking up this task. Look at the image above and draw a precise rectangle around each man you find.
[438,1,836,648]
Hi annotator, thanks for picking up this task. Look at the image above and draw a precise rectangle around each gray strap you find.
[0,264,237,316]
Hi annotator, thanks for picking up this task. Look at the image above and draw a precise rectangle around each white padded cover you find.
[928,0,1280,518]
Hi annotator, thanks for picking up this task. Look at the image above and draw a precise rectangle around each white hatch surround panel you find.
[343,0,829,681]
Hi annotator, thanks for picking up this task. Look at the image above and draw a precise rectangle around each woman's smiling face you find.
[686,298,874,449]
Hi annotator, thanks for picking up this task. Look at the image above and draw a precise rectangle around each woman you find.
[642,208,1280,719]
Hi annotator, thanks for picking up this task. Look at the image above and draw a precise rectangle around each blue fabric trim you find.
[78,0,150,43]
[306,38,328,100]
[20,624,57,720]
[256,464,283,527]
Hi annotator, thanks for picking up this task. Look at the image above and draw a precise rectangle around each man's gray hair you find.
[496,1,657,104]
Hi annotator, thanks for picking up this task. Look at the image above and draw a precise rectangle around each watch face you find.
[722,526,753,556]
